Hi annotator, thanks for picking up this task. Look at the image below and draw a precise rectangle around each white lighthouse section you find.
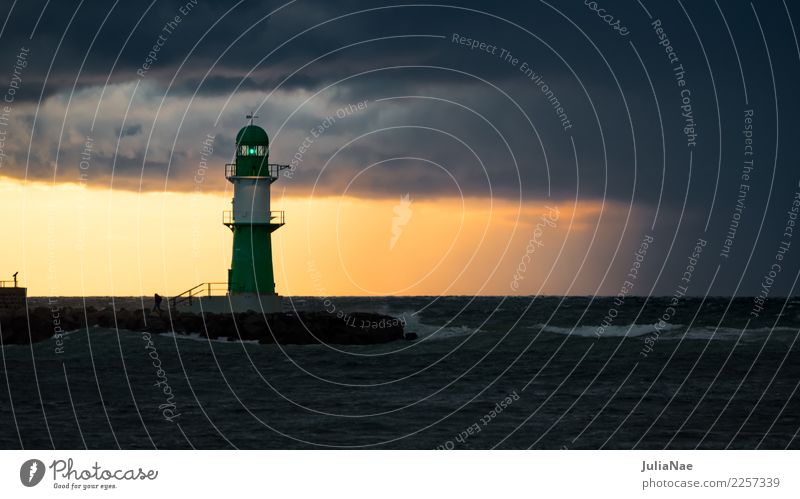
[232,177,271,224]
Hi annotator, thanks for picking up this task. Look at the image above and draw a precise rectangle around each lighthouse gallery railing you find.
[222,210,285,226]
[225,163,290,179]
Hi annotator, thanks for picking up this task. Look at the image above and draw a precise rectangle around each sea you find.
[1,296,799,449]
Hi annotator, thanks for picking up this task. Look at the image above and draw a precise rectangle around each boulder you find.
[1,306,405,346]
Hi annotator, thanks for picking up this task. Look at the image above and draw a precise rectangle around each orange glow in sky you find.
[1,177,642,297]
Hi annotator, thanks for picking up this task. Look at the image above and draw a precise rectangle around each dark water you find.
[1,296,799,449]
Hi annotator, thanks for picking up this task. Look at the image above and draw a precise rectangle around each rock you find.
[174,311,203,334]
[1,306,405,346]
[239,313,267,341]
[93,309,115,328]
[0,325,13,344]
[145,315,168,334]
[0,307,55,344]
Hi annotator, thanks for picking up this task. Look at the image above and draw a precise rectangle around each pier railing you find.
[170,282,227,308]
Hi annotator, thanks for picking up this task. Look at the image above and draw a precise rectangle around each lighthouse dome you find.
[236,125,269,146]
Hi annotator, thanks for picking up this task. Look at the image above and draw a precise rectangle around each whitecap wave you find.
[680,326,798,341]
[403,312,478,340]
[537,323,682,338]
[160,331,260,344]
[534,323,798,341]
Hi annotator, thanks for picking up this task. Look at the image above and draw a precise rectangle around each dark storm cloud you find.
[116,124,142,137]
[0,0,491,100]
[0,0,790,196]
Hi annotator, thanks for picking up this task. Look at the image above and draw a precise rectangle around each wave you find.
[536,323,682,338]
[393,313,798,343]
[403,313,478,340]
[160,331,260,345]
[534,323,799,341]
[680,326,798,341]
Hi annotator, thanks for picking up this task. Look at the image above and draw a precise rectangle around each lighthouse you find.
[171,115,287,313]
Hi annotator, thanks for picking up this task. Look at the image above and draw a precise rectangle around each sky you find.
[0,0,799,297]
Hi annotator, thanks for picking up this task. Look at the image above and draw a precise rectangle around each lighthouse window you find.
[238,145,267,156]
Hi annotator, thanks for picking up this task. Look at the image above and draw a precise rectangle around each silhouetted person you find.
[12,272,18,287]
[153,293,163,313]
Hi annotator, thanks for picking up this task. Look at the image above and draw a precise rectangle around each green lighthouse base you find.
[180,293,283,314]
